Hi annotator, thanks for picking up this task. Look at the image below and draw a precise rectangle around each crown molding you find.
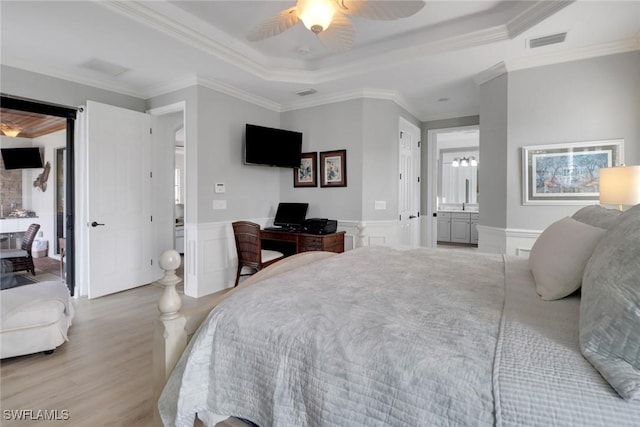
[98,1,513,87]
[143,74,199,99]
[507,36,640,72]
[473,36,640,86]
[1,57,146,99]
[506,1,574,38]
[280,87,421,120]
[420,108,480,123]
[196,76,281,112]
[473,62,508,86]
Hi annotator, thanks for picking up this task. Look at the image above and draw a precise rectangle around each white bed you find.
[0,280,74,359]
[153,204,640,426]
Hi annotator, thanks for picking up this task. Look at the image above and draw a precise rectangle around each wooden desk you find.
[261,230,345,255]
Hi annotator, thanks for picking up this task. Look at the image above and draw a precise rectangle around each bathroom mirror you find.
[439,149,479,205]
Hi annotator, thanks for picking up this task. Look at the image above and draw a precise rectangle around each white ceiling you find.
[1,1,638,120]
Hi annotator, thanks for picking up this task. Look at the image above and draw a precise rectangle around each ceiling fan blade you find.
[317,12,354,52]
[335,0,425,20]
[247,7,299,41]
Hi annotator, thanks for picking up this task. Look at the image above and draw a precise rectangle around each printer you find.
[302,218,337,235]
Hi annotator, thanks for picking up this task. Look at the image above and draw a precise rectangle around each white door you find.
[86,101,153,298]
[398,118,421,247]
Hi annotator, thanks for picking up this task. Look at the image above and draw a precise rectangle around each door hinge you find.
[150,171,153,178]
[150,215,153,222]
[418,140,421,147]
[399,173,402,180]
[150,259,153,266]
[417,176,420,182]
[400,131,404,138]
[150,128,153,134]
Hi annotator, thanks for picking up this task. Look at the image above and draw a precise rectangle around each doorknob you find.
[91,221,105,227]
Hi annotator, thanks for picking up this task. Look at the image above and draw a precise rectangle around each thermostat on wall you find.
[215,183,225,193]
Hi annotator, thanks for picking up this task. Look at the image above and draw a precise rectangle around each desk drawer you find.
[301,236,323,251]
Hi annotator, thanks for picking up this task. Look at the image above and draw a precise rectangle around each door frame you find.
[398,117,421,248]
[1,94,78,295]
[147,101,187,284]
[426,124,479,248]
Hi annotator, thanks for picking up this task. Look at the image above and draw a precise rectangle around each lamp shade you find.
[599,165,640,207]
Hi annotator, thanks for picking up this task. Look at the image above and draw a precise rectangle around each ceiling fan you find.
[247,0,425,52]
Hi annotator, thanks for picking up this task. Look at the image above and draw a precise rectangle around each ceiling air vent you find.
[296,88,317,96]
[80,58,130,77]
[528,32,567,49]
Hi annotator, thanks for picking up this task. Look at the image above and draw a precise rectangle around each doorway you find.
[426,125,480,248]
[147,102,187,284]
[0,95,78,295]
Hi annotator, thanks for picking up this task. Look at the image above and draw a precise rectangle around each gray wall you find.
[506,51,640,230]
[281,98,420,221]
[149,85,281,223]
[1,65,146,112]
[196,86,281,223]
[280,99,364,220]
[479,74,509,229]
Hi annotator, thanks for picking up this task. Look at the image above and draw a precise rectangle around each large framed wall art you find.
[522,139,623,205]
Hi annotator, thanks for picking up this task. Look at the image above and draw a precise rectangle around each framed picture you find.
[522,139,623,205]
[320,150,347,187]
[294,152,317,187]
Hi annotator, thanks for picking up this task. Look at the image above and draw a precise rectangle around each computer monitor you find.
[273,203,308,229]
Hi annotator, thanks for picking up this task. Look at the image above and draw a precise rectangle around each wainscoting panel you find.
[184,218,404,298]
[477,225,543,257]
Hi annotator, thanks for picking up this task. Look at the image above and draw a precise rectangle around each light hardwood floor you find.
[0,283,229,427]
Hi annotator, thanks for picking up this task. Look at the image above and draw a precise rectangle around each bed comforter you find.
[159,246,640,426]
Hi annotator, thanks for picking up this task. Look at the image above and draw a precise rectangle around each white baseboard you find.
[477,225,543,257]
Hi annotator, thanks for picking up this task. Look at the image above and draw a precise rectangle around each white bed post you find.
[152,250,187,427]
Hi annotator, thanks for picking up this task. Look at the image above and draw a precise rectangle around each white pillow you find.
[529,217,605,301]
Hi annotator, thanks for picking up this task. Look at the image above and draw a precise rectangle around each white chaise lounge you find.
[1,280,74,358]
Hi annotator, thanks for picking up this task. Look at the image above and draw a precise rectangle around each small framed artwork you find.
[320,150,347,188]
[522,139,623,205]
[294,152,317,187]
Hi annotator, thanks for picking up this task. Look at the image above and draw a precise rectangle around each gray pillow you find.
[572,205,622,230]
[529,217,605,301]
[580,205,640,400]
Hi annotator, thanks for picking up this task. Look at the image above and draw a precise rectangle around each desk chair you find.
[0,223,40,275]
[232,221,284,287]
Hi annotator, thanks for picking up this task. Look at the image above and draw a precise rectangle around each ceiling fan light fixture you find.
[0,124,22,138]
[297,0,335,34]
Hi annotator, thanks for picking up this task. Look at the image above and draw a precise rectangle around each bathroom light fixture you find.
[599,165,640,211]
[452,156,478,168]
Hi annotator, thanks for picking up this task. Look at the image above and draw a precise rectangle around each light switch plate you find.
[213,200,227,210]
[215,183,225,193]
[374,200,387,210]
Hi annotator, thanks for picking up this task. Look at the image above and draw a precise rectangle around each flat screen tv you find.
[244,124,302,168]
[273,202,309,229]
[1,147,43,170]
